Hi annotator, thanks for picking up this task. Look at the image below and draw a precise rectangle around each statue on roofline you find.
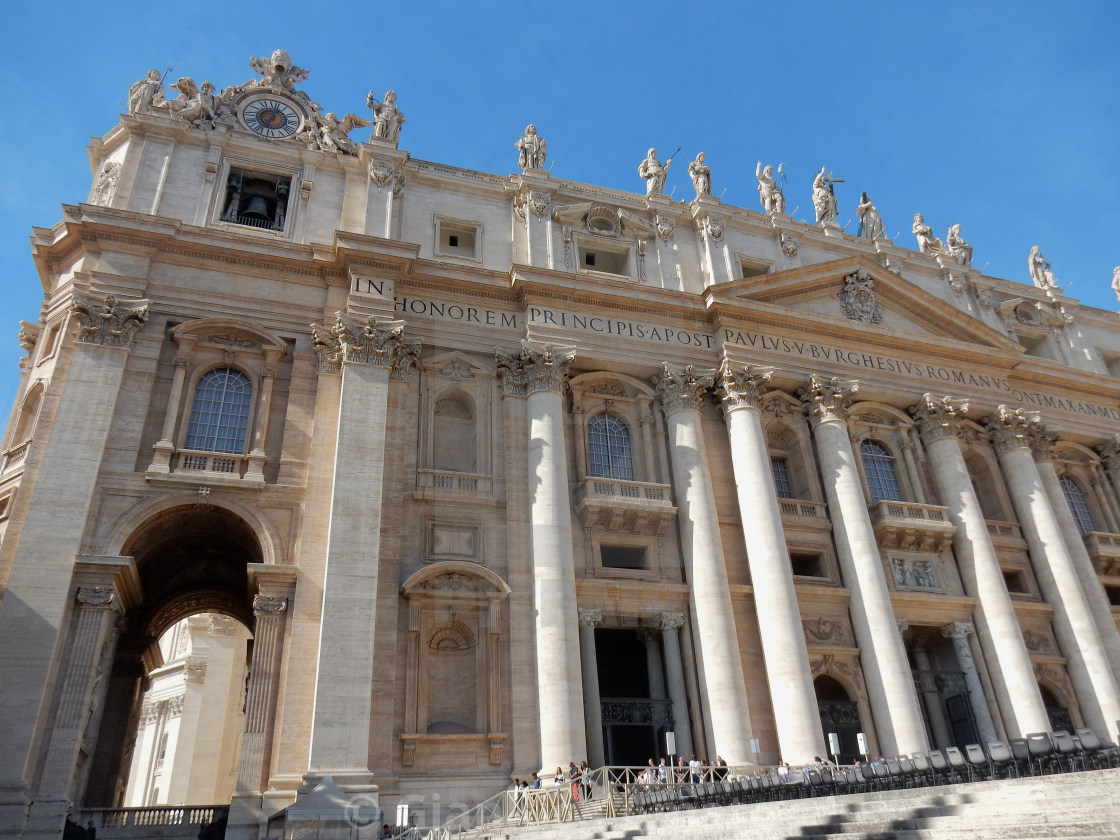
[515,124,547,171]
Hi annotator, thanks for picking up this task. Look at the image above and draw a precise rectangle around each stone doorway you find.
[815,675,864,764]
[595,628,673,766]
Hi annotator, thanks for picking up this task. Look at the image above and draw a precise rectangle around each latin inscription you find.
[389,295,1120,419]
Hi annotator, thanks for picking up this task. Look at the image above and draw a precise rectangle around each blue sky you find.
[2,1,1118,417]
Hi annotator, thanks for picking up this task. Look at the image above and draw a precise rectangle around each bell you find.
[241,196,271,221]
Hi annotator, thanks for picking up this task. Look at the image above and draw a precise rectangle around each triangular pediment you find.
[712,256,1021,352]
[420,349,492,379]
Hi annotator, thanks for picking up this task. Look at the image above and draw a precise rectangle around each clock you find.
[240,96,302,139]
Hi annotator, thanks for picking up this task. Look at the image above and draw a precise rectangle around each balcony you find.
[778,499,832,535]
[985,519,1027,550]
[1084,531,1120,577]
[868,500,956,552]
[1,438,30,473]
[575,477,675,535]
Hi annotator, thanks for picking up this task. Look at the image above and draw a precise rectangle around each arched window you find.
[184,368,252,453]
[11,382,44,445]
[588,413,635,480]
[1060,475,1096,535]
[860,439,903,503]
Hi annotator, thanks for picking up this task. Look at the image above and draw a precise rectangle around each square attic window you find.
[220,169,292,232]
[435,221,479,259]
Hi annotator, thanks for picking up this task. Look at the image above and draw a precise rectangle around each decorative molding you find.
[17,321,41,353]
[802,616,849,645]
[716,360,774,413]
[253,594,288,615]
[1023,629,1054,654]
[71,294,149,348]
[421,572,480,592]
[798,374,858,427]
[655,214,675,241]
[76,586,116,607]
[910,394,968,445]
[185,657,207,684]
[495,342,575,397]
[653,362,715,415]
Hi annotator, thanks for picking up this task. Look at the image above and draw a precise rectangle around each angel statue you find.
[319,112,371,155]
[367,90,406,143]
[155,77,219,128]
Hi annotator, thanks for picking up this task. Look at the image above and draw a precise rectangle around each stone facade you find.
[1,51,1120,838]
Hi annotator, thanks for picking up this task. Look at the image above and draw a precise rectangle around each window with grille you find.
[184,368,252,454]
[860,439,903,503]
[1060,475,1096,535]
[771,457,793,499]
[587,413,634,480]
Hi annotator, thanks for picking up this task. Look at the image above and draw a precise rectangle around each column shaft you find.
[943,624,997,744]
[913,643,952,748]
[527,385,585,768]
[998,446,1120,733]
[578,612,604,768]
[660,613,694,760]
[718,365,823,763]
[655,363,753,763]
[802,376,927,756]
[913,396,1050,737]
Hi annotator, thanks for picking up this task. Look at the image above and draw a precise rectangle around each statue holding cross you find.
[812,166,842,226]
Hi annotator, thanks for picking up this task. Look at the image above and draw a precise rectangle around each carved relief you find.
[836,269,882,324]
[495,342,575,397]
[77,586,116,607]
[891,557,941,590]
[71,294,150,348]
[421,573,480,592]
[799,374,858,426]
[780,233,799,258]
[716,361,774,413]
[653,363,716,414]
[802,616,849,644]
[91,161,122,206]
[1023,629,1055,654]
[655,214,675,241]
[253,594,288,615]
[910,393,968,445]
[310,312,420,379]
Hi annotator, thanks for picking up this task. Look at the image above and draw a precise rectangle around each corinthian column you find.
[306,314,419,789]
[716,361,823,763]
[799,375,927,756]
[654,363,752,763]
[941,621,998,743]
[497,342,585,771]
[910,394,1049,737]
[1034,447,1120,675]
[985,406,1120,735]
[659,611,694,759]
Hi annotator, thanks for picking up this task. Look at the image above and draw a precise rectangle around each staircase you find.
[481,768,1120,840]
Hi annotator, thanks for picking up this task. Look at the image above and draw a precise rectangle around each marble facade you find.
[1,51,1120,838]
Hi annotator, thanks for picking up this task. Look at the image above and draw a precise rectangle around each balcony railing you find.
[575,477,675,535]
[1084,531,1120,577]
[175,449,244,476]
[868,500,956,552]
[75,805,227,834]
[417,469,493,495]
[2,438,31,473]
[778,499,829,519]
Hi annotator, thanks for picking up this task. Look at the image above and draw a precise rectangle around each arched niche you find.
[398,562,510,769]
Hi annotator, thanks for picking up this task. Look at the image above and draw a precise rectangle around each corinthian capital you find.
[910,393,969,444]
[659,610,685,631]
[311,312,420,379]
[653,362,716,415]
[578,608,603,627]
[984,405,1050,456]
[495,341,576,396]
[716,360,774,414]
[71,293,149,349]
[798,374,858,426]
[1097,434,1120,470]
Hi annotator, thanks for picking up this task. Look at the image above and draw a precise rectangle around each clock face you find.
[241,97,302,138]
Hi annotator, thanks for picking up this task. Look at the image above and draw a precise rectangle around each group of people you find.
[638,754,729,785]
[512,760,595,801]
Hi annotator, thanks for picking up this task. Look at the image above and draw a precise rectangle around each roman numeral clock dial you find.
[240,97,301,138]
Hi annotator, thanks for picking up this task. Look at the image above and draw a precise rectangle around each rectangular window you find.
[577,243,628,276]
[220,168,292,232]
[600,545,648,570]
[771,458,793,499]
[1002,569,1026,594]
[790,552,825,578]
[1105,585,1120,607]
[740,257,771,279]
[435,219,480,260]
